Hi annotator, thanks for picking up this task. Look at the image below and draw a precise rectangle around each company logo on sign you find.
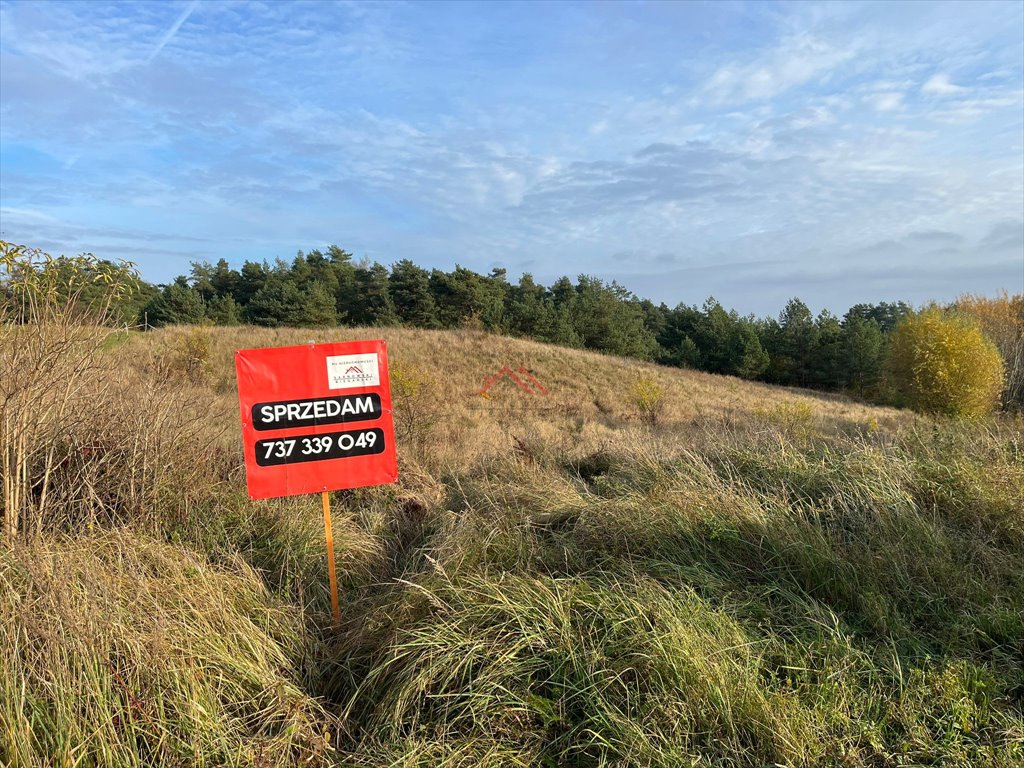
[326,353,379,389]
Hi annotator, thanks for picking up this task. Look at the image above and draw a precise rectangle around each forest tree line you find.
[6,242,1020,408]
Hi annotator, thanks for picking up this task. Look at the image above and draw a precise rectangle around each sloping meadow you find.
[2,325,1022,766]
[333,422,1023,766]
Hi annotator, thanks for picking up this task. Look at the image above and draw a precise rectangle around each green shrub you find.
[753,399,816,439]
[886,307,1005,417]
[390,361,441,447]
[629,374,666,426]
[177,326,214,385]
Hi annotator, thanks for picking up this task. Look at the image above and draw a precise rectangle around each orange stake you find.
[321,490,341,627]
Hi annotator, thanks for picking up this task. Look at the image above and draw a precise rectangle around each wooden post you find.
[321,490,341,626]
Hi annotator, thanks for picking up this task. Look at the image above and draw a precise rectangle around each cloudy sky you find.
[1,0,1022,315]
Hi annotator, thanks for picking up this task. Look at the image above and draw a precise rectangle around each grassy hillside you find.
[2,324,1023,767]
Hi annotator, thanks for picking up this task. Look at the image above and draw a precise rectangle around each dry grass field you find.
[2,324,1023,767]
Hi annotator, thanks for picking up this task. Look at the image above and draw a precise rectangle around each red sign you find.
[234,339,398,500]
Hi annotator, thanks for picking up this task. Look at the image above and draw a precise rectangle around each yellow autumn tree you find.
[955,291,1024,408]
[886,307,1005,417]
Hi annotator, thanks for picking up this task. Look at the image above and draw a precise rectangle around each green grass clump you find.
[342,573,811,767]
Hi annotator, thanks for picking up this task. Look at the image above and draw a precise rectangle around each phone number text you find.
[254,427,386,467]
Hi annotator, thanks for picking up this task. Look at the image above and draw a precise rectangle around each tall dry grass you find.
[1,242,132,538]
[0,531,334,766]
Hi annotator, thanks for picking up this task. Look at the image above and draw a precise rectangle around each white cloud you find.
[928,95,1021,123]
[703,35,854,105]
[922,73,968,95]
[787,106,836,129]
[0,206,60,227]
[867,92,905,112]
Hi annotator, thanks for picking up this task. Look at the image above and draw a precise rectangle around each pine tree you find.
[235,261,269,307]
[144,278,205,327]
[294,281,338,327]
[505,273,547,338]
[776,298,819,386]
[841,314,884,395]
[210,258,240,299]
[390,260,438,327]
[810,310,843,390]
[350,263,398,326]
[206,294,242,325]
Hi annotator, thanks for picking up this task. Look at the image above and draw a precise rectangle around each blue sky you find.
[1,0,1022,315]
